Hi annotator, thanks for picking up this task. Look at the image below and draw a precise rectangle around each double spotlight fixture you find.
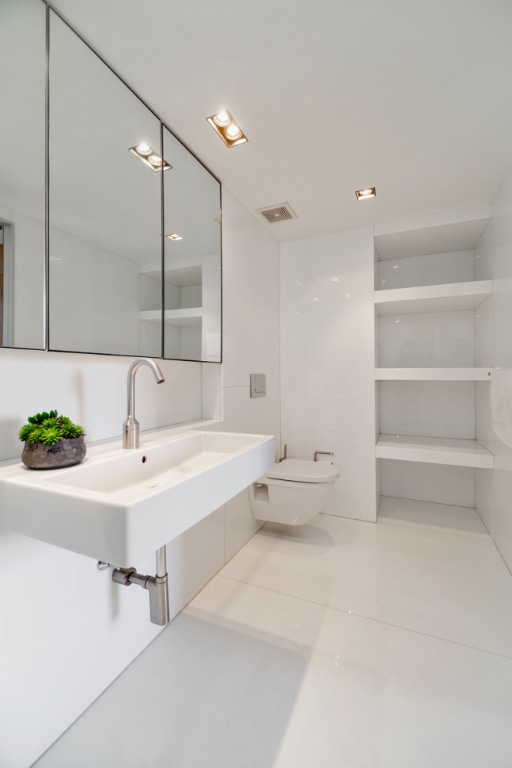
[207,110,248,147]
[128,142,172,171]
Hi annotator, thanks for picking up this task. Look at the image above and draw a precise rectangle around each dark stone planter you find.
[21,436,86,470]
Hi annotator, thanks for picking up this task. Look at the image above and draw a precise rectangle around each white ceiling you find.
[48,0,512,243]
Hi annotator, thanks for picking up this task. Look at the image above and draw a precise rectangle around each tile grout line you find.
[216,573,512,662]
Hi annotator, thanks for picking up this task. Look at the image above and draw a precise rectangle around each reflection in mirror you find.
[48,11,162,356]
[0,0,46,349]
[162,127,221,362]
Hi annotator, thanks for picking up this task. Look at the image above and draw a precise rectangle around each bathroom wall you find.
[280,227,377,522]
[476,164,512,572]
[0,187,280,768]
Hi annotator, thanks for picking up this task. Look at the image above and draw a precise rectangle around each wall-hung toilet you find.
[249,458,340,525]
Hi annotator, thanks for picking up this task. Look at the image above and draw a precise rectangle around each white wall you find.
[476,165,512,572]
[219,189,281,557]
[0,188,280,768]
[280,227,376,522]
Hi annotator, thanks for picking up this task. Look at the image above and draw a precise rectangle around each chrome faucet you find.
[123,358,165,449]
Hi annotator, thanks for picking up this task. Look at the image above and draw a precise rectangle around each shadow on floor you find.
[33,611,309,768]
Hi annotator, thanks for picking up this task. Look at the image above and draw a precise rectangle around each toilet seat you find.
[250,458,339,526]
[265,458,340,484]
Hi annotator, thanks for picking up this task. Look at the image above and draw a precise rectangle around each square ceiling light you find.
[355,187,376,200]
[207,110,248,147]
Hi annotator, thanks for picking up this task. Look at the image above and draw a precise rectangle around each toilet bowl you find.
[249,458,340,525]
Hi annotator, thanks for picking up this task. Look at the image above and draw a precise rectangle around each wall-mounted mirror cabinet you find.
[0,0,46,350]
[0,0,222,363]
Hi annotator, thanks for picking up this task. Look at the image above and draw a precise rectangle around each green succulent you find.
[19,410,85,445]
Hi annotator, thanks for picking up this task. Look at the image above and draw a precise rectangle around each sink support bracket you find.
[105,546,170,626]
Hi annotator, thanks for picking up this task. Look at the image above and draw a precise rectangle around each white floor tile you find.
[34,577,512,768]
[220,514,512,657]
[272,601,512,768]
[33,506,512,767]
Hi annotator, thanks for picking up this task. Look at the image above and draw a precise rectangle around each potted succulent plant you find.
[19,409,86,470]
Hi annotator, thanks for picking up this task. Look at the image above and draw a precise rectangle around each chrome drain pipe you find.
[100,546,170,626]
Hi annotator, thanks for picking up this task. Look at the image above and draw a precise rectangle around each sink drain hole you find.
[142,455,147,463]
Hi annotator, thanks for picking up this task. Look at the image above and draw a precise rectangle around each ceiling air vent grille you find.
[257,203,297,224]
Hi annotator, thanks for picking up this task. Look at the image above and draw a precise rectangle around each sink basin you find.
[0,429,274,566]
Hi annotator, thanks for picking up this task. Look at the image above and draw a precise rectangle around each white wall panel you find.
[475,167,512,572]
[379,381,476,438]
[221,190,280,389]
[224,489,263,563]
[378,311,475,368]
[377,249,474,290]
[381,460,475,507]
[280,228,376,522]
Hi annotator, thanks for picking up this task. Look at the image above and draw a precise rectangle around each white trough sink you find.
[0,429,274,567]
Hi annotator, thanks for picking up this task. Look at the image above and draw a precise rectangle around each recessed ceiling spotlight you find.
[355,187,376,200]
[225,123,242,141]
[207,110,248,147]
[135,142,152,156]
[212,111,230,127]
[129,144,172,171]
[166,233,183,241]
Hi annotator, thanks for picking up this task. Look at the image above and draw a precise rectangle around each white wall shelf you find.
[140,308,203,327]
[375,279,492,315]
[375,368,492,381]
[376,434,494,468]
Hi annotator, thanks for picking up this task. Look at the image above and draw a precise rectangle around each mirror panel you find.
[1,4,222,361]
[48,11,162,356]
[163,127,221,362]
[0,0,46,349]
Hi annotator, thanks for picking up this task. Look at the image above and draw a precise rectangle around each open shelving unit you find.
[374,210,494,521]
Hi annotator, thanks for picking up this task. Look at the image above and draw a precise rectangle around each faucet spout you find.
[123,358,165,449]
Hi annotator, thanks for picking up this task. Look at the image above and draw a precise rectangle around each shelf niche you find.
[374,208,492,515]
